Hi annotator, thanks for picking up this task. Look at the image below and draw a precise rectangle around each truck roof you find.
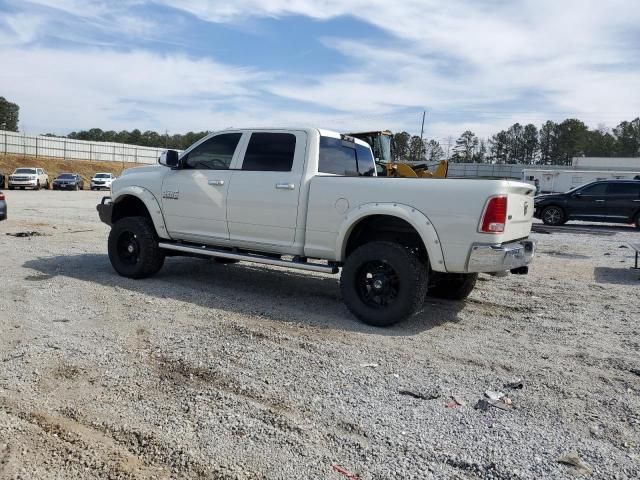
[219,127,371,149]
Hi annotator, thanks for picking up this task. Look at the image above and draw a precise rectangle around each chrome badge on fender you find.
[162,190,179,200]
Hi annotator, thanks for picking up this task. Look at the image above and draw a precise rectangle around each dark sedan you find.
[0,191,6,221]
[52,173,84,190]
[534,180,640,228]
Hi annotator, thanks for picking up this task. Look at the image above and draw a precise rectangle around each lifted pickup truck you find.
[97,128,535,326]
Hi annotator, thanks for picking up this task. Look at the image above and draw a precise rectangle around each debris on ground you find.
[332,464,359,479]
[484,390,505,401]
[504,379,524,390]
[619,245,629,248]
[399,388,441,400]
[452,395,465,406]
[475,396,512,412]
[5,231,49,238]
[360,363,379,368]
[629,368,640,377]
[556,451,593,475]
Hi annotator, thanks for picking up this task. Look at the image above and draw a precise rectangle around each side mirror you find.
[159,150,180,168]
[573,192,582,198]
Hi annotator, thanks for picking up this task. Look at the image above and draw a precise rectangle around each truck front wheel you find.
[428,273,477,300]
[340,241,427,327]
[108,216,165,279]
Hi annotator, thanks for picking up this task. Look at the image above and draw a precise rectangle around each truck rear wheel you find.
[340,241,427,327]
[428,273,477,300]
[108,216,165,279]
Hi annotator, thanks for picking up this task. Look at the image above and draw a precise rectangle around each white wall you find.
[0,129,180,165]
[572,157,640,169]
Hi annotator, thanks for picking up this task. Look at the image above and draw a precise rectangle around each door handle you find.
[275,183,295,190]
[208,179,225,186]
[595,199,605,202]
[634,199,640,202]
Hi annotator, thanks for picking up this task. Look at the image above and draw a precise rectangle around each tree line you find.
[60,128,210,150]
[393,117,640,165]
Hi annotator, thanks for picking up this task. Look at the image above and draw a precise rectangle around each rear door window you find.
[319,137,376,176]
[241,132,296,172]
[607,183,640,195]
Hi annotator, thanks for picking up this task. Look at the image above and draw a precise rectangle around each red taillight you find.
[0,192,5,201]
[480,195,507,233]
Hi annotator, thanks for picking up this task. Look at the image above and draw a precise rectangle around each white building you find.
[572,156,640,170]
[523,168,640,194]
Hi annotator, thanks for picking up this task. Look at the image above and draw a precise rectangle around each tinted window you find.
[242,133,296,171]
[58,174,75,179]
[184,133,242,170]
[579,183,608,195]
[607,183,640,195]
[15,168,36,174]
[319,137,358,176]
[319,137,376,176]
[356,143,376,176]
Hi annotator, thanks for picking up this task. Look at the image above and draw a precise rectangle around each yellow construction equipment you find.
[347,130,448,178]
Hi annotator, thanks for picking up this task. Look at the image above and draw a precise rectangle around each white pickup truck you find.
[97,128,535,326]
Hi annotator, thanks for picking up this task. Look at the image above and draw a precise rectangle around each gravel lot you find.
[1,190,639,479]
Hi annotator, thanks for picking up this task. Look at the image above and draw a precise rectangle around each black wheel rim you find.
[116,231,140,266]
[354,260,400,309]
[544,207,561,224]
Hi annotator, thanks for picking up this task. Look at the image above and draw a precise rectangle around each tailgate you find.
[503,182,535,240]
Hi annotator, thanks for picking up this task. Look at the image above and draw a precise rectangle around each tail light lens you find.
[0,193,4,200]
[480,195,507,233]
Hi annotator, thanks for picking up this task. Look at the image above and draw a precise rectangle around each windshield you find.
[15,168,36,174]
[95,173,110,178]
[57,174,75,179]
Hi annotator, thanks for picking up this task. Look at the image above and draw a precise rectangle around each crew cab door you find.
[161,132,244,243]
[567,182,608,219]
[227,130,307,248]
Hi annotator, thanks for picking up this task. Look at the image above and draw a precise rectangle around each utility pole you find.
[446,136,453,160]
[419,110,425,162]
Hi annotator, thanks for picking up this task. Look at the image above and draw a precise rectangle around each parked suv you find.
[534,180,640,227]
[8,168,49,190]
[91,173,116,191]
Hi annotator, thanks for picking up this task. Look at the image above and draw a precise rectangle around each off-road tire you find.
[108,216,165,279]
[35,180,40,190]
[45,180,50,189]
[541,205,565,226]
[340,241,428,327]
[428,273,478,300]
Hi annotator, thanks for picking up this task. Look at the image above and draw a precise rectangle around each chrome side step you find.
[158,242,339,274]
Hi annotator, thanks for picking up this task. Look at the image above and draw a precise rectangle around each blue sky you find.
[1,0,639,141]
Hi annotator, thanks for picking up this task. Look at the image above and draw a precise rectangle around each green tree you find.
[522,124,539,164]
[0,96,19,132]
[452,130,479,163]
[408,135,426,161]
[425,139,445,162]
[489,131,509,163]
[539,120,557,164]
[392,131,410,161]
[613,118,640,157]
[554,119,589,165]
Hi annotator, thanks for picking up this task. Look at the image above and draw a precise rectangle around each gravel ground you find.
[0,190,638,480]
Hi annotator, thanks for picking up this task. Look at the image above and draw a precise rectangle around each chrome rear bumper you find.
[466,239,536,273]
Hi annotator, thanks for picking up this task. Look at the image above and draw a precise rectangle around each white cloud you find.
[2,0,639,139]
